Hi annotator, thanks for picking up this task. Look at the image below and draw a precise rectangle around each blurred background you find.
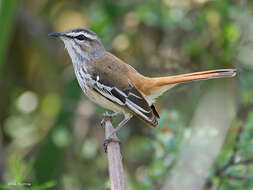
[0,0,253,189]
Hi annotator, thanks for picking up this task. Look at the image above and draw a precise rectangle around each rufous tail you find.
[143,69,236,97]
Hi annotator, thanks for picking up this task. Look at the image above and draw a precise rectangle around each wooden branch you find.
[104,120,126,190]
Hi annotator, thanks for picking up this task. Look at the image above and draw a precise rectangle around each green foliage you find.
[0,154,56,190]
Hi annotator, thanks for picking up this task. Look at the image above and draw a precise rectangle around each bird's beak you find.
[48,32,67,38]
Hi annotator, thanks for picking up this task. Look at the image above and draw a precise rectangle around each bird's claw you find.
[103,137,121,153]
[100,112,118,127]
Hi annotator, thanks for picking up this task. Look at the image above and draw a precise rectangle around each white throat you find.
[63,39,89,68]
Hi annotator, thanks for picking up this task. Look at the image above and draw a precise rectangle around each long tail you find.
[143,69,236,100]
[153,69,236,85]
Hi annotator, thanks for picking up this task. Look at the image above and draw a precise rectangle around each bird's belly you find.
[85,87,125,113]
[74,69,125,113]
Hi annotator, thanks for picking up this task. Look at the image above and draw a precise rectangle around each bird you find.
[49,28,236,150]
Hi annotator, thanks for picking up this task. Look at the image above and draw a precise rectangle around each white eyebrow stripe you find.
[67,32,97,40]
[83,33,97,40]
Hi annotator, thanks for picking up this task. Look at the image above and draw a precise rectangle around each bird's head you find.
[49,28,104,63]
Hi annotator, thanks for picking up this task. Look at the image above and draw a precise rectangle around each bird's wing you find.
[86,53,158,127]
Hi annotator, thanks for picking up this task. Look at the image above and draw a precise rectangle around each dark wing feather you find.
[89,72,158,126]
[85,52,159,126]
[151,104,160,118]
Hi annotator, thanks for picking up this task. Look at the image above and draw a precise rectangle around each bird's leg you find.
[100,111,121,152]
[103,114,132,152]
[107,114,132,138]
[100,111,120,127]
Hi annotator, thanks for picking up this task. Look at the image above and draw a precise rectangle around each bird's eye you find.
[76,35,86,41]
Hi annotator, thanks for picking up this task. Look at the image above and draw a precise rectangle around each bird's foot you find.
[100,112,119,127]
[103,137,121,153]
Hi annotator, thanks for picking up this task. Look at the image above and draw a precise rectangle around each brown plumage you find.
[49,28,237,142]
[86,52,236,127]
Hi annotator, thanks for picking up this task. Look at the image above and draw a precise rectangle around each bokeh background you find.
[0,0,253,189]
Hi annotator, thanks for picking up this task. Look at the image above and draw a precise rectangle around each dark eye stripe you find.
[76,34,87,41]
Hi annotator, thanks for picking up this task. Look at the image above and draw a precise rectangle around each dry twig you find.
[104,119,126,190]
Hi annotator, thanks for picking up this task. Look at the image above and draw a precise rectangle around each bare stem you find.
[105,120,126,190]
